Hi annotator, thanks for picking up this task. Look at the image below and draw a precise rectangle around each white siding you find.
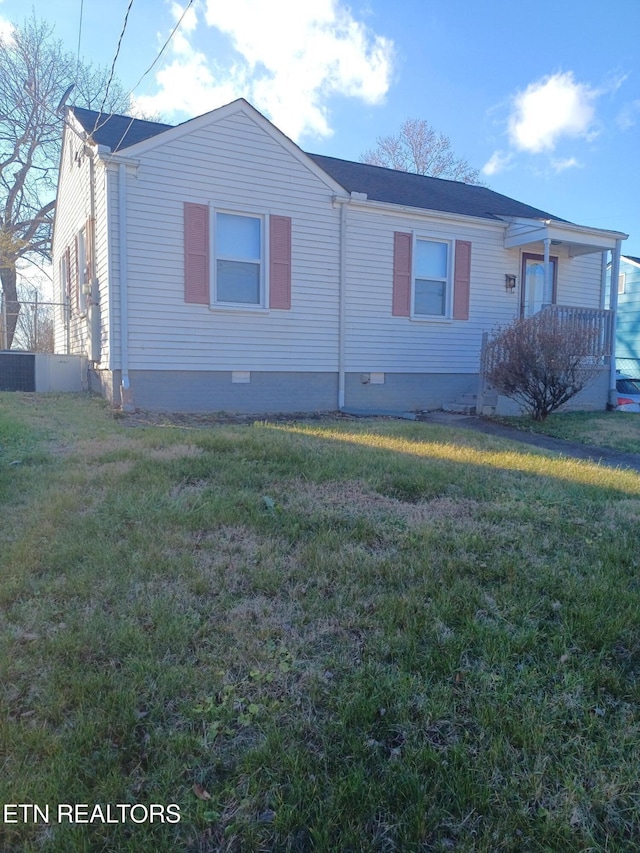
[52,124,111,365]
[111,111,340,372]
[344,206,520,373]
[343,209,605,373]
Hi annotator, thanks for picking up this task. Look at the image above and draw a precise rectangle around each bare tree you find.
[0,15,130,349]
[12,282,55,352]
[361,118,483,185]
[484,311,607,421]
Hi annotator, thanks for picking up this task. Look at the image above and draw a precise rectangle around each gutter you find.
[332,194,358,410]
[338,198,347,410]
[118,163,133,411]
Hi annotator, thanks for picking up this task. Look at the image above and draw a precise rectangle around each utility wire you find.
[98,0,196,158]
[126,0,195,99]
[75,0,84,80]
[92,0,135,136]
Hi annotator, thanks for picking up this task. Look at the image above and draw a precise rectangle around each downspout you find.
[118,163,133,411]
[338,199,347,410]
[88,152,100,364]
[608,239,622,408]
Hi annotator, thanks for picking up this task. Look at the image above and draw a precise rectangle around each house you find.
[52,98,628,414]
[614,255,640,378]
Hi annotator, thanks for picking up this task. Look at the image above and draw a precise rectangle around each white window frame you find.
[210,208,269,311]
[618,272,626,295]
[411,234,453,321]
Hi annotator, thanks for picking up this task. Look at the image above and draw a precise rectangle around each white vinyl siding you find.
[112,111,340,372]
[344,206,605,373]
[52,127,93,357]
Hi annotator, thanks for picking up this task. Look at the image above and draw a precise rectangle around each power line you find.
[97,0,196,157]
[126,0,195,98]
[92,0,135,135]
[75,0,84,80]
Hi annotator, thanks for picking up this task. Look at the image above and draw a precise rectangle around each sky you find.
[2,0,640,257]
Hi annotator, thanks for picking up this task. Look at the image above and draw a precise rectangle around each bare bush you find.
[484,310,607,420]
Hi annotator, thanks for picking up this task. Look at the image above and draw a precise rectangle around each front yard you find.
[1,394,639,852]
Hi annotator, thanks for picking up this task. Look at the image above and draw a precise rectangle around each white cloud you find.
[508,72,598,153]
[551,157,581,173]
[481,150,513,176]
[0,15,15,44]
[133,0,393,141]
[617,99,640,130]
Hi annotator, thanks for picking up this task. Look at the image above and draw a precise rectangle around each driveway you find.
[418,411,640,474]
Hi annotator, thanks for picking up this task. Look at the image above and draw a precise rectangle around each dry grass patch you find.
[276,478,479,526]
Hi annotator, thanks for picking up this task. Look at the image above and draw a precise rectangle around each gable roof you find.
[69,104,566,224]
[307,154,566,223]
[622,255,640,267]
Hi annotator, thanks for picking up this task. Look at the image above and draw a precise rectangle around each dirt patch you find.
[120,409,358,429]
[276,479,478,526]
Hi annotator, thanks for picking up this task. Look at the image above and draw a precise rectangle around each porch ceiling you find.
[502,217,628,257]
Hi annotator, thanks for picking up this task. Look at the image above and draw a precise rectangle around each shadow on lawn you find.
[264,422,640,497]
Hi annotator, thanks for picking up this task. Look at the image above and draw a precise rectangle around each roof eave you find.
[503,216,628,255]
[336,194,508,227]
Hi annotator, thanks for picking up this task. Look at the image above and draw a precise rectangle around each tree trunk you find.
[0,264,20,349]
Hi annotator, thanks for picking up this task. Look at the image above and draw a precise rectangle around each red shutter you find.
[269,215,292,309]
[65,247,71,301]
[392,232,412,317]
[73,234,80,310]
[453,240,471,320]
[184,202,209,304]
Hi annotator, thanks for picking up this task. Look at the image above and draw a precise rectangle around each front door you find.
[521,253,558,317]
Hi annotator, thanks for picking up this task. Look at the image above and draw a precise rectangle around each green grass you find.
[2,393,640,852]
[494,410,640,454]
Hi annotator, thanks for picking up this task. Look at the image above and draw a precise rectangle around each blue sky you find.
[2,0,639,254]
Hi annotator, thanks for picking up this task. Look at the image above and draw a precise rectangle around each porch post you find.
[599,251,607,310]
[543,238,551,307]
[608,239,622,407]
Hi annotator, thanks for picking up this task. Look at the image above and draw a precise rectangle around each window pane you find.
[415,240,447,278]
[415,279,445,315]
[217,260,260,304]
[216,213,260,259]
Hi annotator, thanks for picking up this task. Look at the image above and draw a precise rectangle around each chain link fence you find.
[0,297,67,352]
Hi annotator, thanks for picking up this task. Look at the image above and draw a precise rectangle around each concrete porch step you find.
[442,392,498,416]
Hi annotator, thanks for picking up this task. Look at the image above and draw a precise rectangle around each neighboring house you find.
[52,98,627,414]
[614,255,640,378]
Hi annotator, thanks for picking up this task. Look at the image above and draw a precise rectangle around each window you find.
[618,273,626,295]
[214,212,263,306]
[393,233,470,320]
[184,203,291,310]
[76,227,88,314]
[413,238,450,317]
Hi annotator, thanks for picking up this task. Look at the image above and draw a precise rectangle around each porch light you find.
[505,274,517,292]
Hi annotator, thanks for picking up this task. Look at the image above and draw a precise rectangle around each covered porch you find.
[502,217,628,405]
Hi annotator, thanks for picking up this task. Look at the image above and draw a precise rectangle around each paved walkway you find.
[417,411,640,473]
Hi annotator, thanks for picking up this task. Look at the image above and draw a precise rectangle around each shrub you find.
[484,310,606,421]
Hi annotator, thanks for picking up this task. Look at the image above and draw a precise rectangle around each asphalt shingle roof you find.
[71,106,172,151]
[70,106,567,224]
[307,154,566,223]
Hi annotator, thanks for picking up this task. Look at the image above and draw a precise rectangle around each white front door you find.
[522,253,557,317]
